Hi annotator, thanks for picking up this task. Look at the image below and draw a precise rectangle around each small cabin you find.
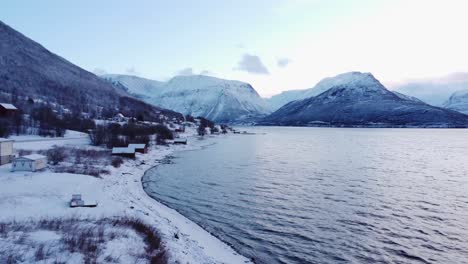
[0,103,18,118]
[128,143,148,154]
[174,138,187,145]
[112,147,136,158]
[0,138,14,165]
[12,154,47,172]
[112,113,126,122]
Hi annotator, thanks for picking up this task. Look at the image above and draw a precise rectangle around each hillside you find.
[443,90,468,114]
[105,74,270,123]
[0,20,182,122]
[260,72,468,127]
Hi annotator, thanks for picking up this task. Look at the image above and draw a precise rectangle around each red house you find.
[0,103,18,118]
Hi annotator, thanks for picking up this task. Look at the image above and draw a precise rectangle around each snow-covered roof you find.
[115,113,125,118]
[112,147,135,154]
[15,154,47,161]
[0,138,14,142]
[128,144,146,149]
[0,103,17,110]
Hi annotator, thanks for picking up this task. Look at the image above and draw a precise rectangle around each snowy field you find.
[0,131,251,263]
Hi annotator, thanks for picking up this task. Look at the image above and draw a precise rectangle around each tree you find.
[197,124,206,136]
[47,147,67,165]
[89,125,107,146]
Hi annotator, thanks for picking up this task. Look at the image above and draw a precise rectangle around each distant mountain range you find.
[0,20,181,121]
[103,74,270,123]
[260,72,468,127]
[392,73,468,106]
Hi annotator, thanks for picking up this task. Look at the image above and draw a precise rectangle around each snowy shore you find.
[0,132,251,263]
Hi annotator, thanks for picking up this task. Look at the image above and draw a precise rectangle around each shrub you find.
[47,146,67,165]
[111,157,123,168]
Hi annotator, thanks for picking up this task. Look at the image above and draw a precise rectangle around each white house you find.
[0,138,14,165]
[12,154,47,172]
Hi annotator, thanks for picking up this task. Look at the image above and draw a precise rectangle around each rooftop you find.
[112,147,135,154]
[0,138,14,142]
[16,154,47,161]
[128,144,146,149]
[0,103,18,110]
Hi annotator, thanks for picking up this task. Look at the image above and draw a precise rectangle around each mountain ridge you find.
[260,72,468,127]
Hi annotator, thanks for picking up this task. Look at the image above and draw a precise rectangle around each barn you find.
[12,154,47,172]
[112,147,136,158]
[0,138,14,165]
[128,143,148,154]
[0,103,18,118]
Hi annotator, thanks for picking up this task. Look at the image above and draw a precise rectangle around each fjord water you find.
[143,127,468,263]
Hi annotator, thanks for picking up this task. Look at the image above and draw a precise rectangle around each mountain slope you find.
[0,20,181,121]
[102,74,165,100]
[393,73,468,106]
[260,72,468,127]
[105,74,270,123]
[443,90,468,114]
[266,71,385,111]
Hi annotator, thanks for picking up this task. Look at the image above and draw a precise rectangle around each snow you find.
[15,154,46,160]
[105,74,269,122]
[0,103,17,110]
[102,74,165,99]
[443,89,468,114]
[11,130,91,150]
[266,72,384,111]
[0,132,251,264]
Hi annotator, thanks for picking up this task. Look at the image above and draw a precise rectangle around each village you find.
[0,102,249,264]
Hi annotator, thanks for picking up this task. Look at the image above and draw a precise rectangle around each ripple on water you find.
[143,127,468,264]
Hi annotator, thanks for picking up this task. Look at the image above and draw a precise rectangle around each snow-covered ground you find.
[0,131,251,263]
[10,130,91,151]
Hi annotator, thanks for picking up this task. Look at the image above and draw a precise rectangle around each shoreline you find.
[109,134,252,263]
[141,135,249,261]
[0,131,251,264]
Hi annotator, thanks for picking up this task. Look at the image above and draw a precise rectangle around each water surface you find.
[143,127,468,263]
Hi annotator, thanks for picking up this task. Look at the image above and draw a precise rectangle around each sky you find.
[2,0,468,97]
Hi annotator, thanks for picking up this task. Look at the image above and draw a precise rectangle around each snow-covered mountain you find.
[443,90,468,114]
[104,74,270,123]
[102,74,165,100]
[260,72,468,127]
[392,73,468,106]
[266,72,387,111]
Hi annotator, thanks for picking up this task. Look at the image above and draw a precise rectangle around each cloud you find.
[234,54,270,75]
[177,67,194,76]
[125,67,140,76]
[277,58,291,68]
[93,68,107,76]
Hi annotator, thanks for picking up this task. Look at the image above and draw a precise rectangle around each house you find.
[12,154,47,172]
[0,103,18,118]
[112,147,136,158]
[128,143,148,154]
[174,138,187,145]
[0,138,14,165]
[112,113,126,122]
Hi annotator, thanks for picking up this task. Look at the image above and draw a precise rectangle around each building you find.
[112,113,126,122]
[12,154,47,172]
[0,138,14,165]
[0,103,18,118]
[111,147,136,158]
[128,143,148,154]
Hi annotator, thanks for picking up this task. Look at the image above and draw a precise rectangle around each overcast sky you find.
[2,0,468,97]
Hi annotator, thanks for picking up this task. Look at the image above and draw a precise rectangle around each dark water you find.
[143,127,468,264]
